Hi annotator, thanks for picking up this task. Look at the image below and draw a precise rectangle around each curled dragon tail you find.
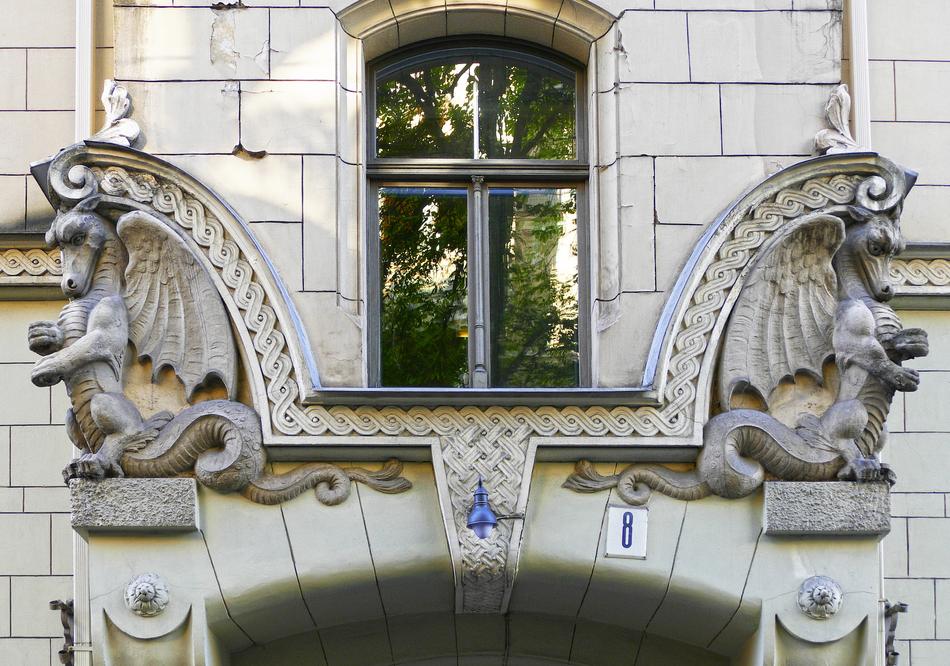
[121,400,265,492]
[122,400,411,505]
[698,408,847,499]
[242,459,412,506]
[564,408,850,505]
[563,460,711,505]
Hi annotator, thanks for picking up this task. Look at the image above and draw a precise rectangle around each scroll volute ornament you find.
[30,191,410,504]
[567,165,928,504]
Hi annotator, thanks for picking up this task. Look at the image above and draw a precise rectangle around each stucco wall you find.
[0,301,75,664]
[0,0,76,232]
[867,2,950,663]
[0,0,81,661]
[109,0,843,388]
[883,311,950,665]
[6,0,950,663]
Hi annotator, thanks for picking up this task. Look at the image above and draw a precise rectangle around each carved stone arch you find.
[640,152,915,446]
[337,0,616,62]
[36,141,322,442]
[35,144,915,453]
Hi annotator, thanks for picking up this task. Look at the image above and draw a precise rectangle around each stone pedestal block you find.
[70,478,198,533]
[764,481,891,537]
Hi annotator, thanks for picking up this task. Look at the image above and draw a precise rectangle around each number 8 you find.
[621,511,634,548]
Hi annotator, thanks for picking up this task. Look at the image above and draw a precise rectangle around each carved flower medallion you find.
[125,573,169,617]
[798,575,842,620]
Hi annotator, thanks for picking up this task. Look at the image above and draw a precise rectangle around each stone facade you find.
[0,3,83,661]
[866,2,950,662]
[2,0,950,664]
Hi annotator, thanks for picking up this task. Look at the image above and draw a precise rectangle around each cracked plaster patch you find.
[210,9,268,76]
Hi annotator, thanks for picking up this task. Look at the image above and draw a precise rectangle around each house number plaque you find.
[605,506,648,559]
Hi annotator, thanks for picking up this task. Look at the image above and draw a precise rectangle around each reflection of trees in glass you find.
[377,61,476,158]
[379,189,469,387]
[478,62,575,159]
[375,56,576,160]
[490,189,578,387]
[374,49,582,388]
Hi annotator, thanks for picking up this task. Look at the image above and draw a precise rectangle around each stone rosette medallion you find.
[798,575,843,620]
[124,573,169,617]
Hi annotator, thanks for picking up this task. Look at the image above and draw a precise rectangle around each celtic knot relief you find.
[891,258,950,287]
[0,248,62,276]
[40,156,879,451]
[40,147,908,613]
[440,420,532,613]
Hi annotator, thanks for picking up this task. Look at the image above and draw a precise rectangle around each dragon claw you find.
[837,457,896,485]
[885,328,929,361]
[144,411,174,429]
[62,452,123,483]
[882,364,919,392]
[119,413,174,453]
[31,356,65,387]
[27,321,64,356]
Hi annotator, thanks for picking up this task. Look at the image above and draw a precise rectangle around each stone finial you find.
[815,84,859,155]
[125,573,169,617]
[798,576,842,620]
[89,80,141,147]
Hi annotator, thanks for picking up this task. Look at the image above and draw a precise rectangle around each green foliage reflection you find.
[477,61,575,159]
[375,56,576,159]
[375,50,581,388]
[377,61,476,158]
[379,188,469,387]
[489,189,579,387]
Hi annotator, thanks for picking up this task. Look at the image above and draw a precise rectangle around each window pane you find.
[488,188,579,387]
[379,187,469,387]
[376,60,476,158]
[477,60,576,160]
[375,52,577,160]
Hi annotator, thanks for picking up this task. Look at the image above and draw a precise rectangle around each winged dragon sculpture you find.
[29,195,409,504]
[566,177,928,504]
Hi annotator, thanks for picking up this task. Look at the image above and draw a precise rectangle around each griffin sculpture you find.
[30,196,409,504]
[567,191,928,504]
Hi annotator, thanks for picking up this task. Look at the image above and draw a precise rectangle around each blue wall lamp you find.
[466,477,524,539]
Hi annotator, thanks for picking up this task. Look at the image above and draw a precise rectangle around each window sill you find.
[304,386,659,408]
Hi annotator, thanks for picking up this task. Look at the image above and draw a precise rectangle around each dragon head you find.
[46,195,115,298]
[839,205,905,302]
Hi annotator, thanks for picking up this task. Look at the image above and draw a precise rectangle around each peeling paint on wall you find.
[210,9,239,74]
[210,9,269,77]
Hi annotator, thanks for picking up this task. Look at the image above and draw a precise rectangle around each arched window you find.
[368,40,588,390]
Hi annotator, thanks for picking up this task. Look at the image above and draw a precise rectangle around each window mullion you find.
[470,175,489,388]
[473,62,480,160]
[368,183,381,386]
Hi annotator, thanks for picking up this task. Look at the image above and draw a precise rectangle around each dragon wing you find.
[718,212,844,409]
[117,210,237,401]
